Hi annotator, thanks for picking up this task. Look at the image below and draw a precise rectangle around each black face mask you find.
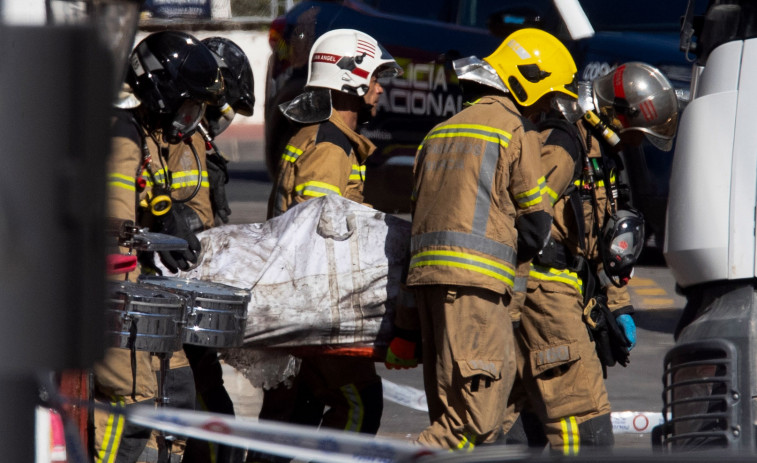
[357,102,374,125]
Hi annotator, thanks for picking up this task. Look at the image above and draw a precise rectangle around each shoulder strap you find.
[538,117,585,182]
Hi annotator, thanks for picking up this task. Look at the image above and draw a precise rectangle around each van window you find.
[457,0,553,29]
[580,0,695,31]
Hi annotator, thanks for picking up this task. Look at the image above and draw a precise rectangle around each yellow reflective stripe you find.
[108,173,136,192]
[560,416,580,455]
[410,250,515,285]
[282,144,304,163]
[145,167,169,183]
[168,170,209,189]
[96,397,125,463]
[455,431,476,451]
[571,416,580,454]
[529,264,583,294]
[420,123,512,150]
[350,164,366,181]
[561,418,570,455]
[514,184,543,208]
[574,173,615,188]
[294,180,341,198]
[339,384,364,432]
[544,185,559,205]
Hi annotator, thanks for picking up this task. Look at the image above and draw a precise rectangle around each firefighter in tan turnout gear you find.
[401,28,577,450]
[504,62,679,454]
[249,29,402,463]
[94,31,224,463]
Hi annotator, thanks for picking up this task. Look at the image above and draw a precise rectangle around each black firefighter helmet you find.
[127,30,225,143]
[201,36,255,138]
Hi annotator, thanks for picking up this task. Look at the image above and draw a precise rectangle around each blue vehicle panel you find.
[266,0,700,239]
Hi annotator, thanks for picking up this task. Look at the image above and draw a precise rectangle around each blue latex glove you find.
[616,314,637,350]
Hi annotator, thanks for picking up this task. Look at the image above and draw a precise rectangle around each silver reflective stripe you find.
[411,230,516,266]
[339,383,364,432]
[513,276,528,293]
[472,138,499,235]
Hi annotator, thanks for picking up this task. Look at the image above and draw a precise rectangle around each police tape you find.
[381,378,667,435]
[126,405,438,463]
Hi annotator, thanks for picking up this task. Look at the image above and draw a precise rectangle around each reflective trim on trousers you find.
[96,397,126,463]
[456,431,476,451]
[561,416,580,455]
[339,383,365,432]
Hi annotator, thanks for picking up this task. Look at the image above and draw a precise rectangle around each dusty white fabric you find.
[174,195,411,387]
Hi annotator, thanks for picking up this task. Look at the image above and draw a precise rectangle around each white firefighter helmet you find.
[305,28,402,97]
[592,62,679,151]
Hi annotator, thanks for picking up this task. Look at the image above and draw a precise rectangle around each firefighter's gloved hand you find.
[385,337,418,370]
[206,152,231,224]
[615,313,637,350]
[154,204,202,273]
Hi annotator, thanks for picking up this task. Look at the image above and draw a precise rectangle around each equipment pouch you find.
[457,359,502,393]
[583,295,631,370]
[534,238,570,269]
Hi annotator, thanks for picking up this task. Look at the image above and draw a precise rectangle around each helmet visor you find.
[375,43,403,81]
[375,62,403,84]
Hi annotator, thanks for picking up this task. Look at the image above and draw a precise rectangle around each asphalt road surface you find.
[214,131,686,455]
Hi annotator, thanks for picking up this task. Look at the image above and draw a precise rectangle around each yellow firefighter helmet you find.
[484,28,577,107]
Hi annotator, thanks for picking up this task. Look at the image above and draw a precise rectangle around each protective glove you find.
[206,152,231,224]
[385,336,419,370]
[154,203,202,273]
[615,313,637,351]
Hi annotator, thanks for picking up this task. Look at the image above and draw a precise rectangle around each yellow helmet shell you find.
[484,28,577,107]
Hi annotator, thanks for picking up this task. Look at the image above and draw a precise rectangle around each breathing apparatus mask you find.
[202,101,236,139]
[552,81,622,147]
[158,99,206,144]
[601,209,645,286]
